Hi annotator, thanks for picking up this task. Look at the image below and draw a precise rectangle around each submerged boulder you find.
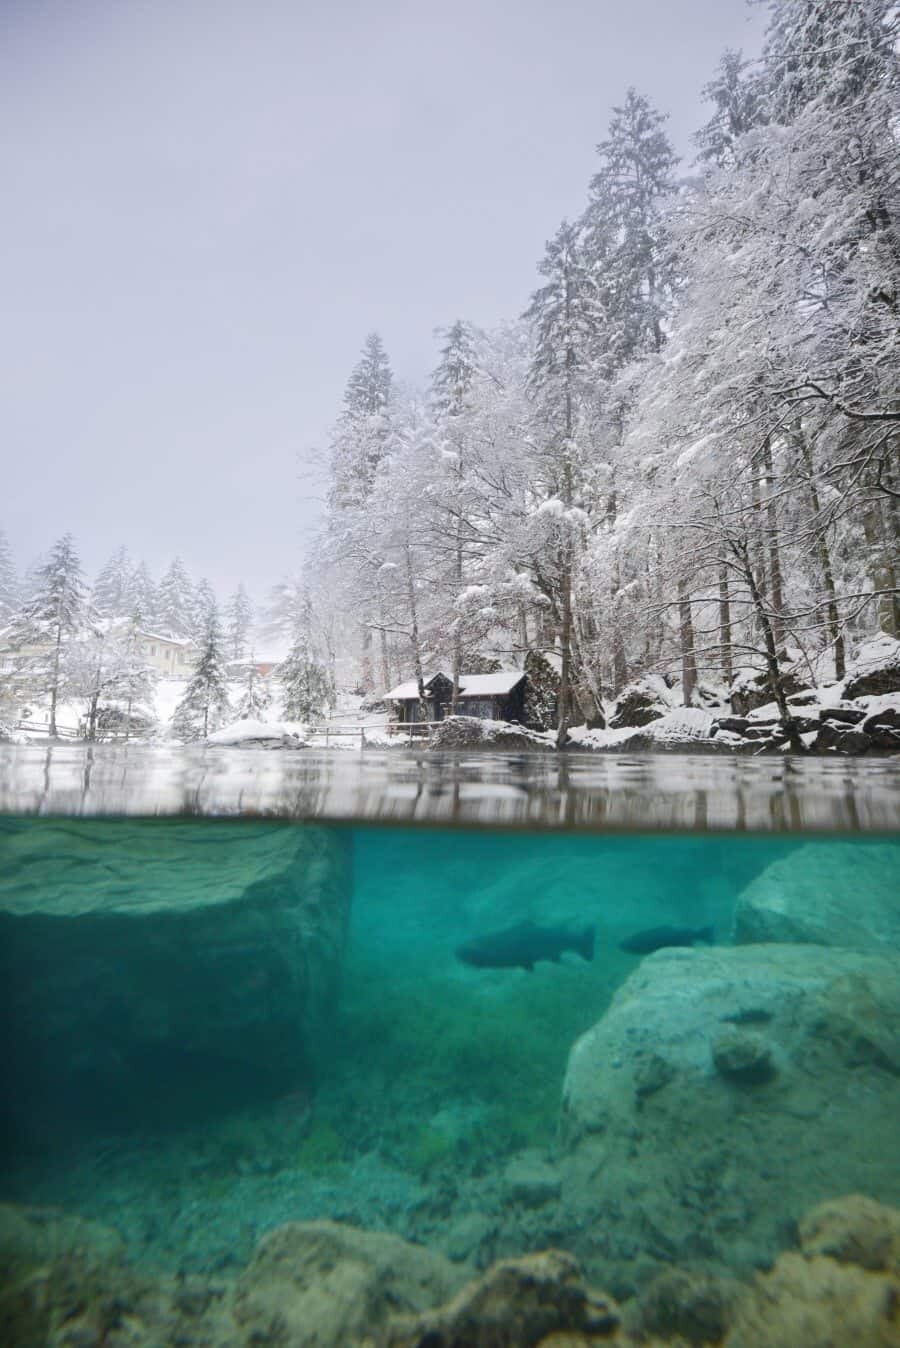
[234,1221,464,1346]
[0,818,351,1139]
[560,945,900,1292]
[383,1249,621,1347]
[733,841,900,950]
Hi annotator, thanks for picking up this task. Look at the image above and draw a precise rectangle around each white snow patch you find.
[207,719,309,747]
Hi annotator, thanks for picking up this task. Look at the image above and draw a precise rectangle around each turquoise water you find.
[1,818,899,1296]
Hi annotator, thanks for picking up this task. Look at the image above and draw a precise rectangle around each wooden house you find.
[385,670,530,725]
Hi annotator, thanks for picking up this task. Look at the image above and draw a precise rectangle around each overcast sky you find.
[2,0,765,604]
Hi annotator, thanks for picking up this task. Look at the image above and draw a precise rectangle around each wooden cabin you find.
[385,670,529,725]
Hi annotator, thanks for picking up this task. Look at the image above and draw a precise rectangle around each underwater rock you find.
[0,1204,126,1280]
[732,840,900,950]
[798,1194,900,1273]
[0,818,351,1138]
[624,1266,742,1345]
[383,1248,622,1347]
[559,945,900,1292]
[502,1153,563,1208]
[233,1220,465,1346]
[711,1028,775,1083]
[2,1198,900,1347]
[725,1250,900,1348]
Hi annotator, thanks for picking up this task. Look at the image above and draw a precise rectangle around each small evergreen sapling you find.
[278,636,334,722]
[171,607,231,740]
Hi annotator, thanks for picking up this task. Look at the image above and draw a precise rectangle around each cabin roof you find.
[385,670,525,700]
[457,672,525,697]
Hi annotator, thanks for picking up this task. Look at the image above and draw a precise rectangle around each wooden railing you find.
[309,719,442,748]
[15,719,81,740]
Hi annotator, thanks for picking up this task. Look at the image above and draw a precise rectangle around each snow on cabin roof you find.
[385,671,525,700]
[138,631,197,647]
[457,672,525,697]
[384,675,446,700]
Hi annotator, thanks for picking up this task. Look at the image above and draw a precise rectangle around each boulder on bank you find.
[733,841,900,950]
[0,818,351,1139]
[730,666,810,715]
[842,635,900,700]
[608,676,673,729]
[560,945,900,1292]
[429,716,553,751]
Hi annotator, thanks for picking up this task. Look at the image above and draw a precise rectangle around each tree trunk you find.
[762,436,785,649]
[793,426,845,678]
[719,565,734,687]
[404,544,428,723]
[450,509,464,716]
[862,501,899,637]
[611,554,627,695]
[87,691,100,741]
[570,598,603,728]
[360,625,374,694]
[678,580,697,707]
[557,560,573,749]
[739,544,804,752]
[49,617,62,739]
[517,604,529,659]
[751,470,768,604]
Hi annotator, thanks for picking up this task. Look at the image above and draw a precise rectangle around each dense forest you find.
[1,0,897,748]
[301,0,900,744]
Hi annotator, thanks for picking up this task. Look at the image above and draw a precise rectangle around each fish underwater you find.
[456,920,595,972]
[619,924,715,955]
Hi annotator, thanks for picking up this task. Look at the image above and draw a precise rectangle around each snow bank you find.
[207,719,309,748]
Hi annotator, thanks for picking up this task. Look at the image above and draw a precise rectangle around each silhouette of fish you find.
[619,924,715,955]
[456,920,595,972]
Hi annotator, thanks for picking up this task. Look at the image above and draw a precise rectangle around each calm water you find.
[1,809,899,1297]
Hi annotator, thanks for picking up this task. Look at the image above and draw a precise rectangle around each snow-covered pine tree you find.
[0,528,18,624]
[327,332,395,690]
[192,578,219,642]
[157,557,195,639]
[582,88,678,364]
[693,49,763,168]
[235,657,271,720]
[129,561,158,630]
[92,546,133,619]
[430,319,479,711]
[278,634,334,723]
[524,220,603,743]
[225,583,253,660]
[329,332,393,510]
[170,605,230,740]
[7,533,88,736]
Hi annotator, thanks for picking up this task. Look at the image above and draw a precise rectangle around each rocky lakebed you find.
[0,808,899,1346]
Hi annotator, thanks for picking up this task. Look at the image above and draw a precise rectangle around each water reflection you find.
[0,743,897,832]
